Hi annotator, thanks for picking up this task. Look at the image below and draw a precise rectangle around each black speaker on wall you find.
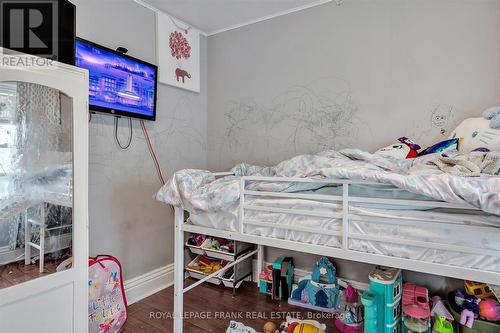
[0,0,76,65]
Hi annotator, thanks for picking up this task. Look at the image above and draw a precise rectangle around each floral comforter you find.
[156,149,500,216]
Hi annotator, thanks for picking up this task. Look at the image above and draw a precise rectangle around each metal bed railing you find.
[239,177,500,276]
[173,175,500,333]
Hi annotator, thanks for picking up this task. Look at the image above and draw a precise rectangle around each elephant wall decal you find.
[175,68,191,83]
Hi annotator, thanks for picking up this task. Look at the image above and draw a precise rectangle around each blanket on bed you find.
[155,149,500,216]
[416,152,500,177]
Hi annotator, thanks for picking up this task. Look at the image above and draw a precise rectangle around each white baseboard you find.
[124,263,175,305]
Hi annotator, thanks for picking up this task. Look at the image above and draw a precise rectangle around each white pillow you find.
[450,117,500,153]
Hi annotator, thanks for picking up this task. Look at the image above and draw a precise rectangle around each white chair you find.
[24,199,72,273]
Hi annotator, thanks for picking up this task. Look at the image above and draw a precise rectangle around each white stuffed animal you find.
[484,106,500,129]
[450,117,500,153]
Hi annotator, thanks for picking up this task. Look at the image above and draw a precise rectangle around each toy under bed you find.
[187,184,500,274]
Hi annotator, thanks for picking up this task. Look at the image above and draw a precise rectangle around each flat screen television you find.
[75,38,158,121]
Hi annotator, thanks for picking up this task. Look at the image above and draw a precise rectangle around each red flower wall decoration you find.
[169,31,191,60]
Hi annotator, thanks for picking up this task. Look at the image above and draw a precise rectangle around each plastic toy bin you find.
[184,233,254,289]
[185,255,222,285]
[447,292,500,333]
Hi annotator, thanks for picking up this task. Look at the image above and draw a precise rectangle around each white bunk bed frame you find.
[173,174,500,333]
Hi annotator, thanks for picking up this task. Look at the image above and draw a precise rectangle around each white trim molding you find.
[206,0,333,36]
[132,0,208,36]
[131,0,336,37]
[124,263,175,305]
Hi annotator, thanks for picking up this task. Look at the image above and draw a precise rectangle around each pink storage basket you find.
[88,255,128,333]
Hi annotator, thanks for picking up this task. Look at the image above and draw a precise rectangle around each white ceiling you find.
[136,0,334,36]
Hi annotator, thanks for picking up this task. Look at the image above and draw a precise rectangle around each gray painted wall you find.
[73,0,207,280]
[207,0,500,292]
[207,0,500,170]
[71,0,500,291]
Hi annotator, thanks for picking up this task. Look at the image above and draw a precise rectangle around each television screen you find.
[75,38,157,120]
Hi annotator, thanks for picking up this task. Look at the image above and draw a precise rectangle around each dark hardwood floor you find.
[125,279,342,333]
[0,259,62,289]
[1,265,344,331]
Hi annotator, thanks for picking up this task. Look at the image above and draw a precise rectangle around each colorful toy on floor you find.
[464,280,494,300]
[272,257,294,301]
[454,289,480,328]
[263,321,278,333]
[279,317,326,333]
[430,296,454,333]
[335,285,364,333]
[259,264,274,296]
[361,266,402,333]
[488,284,500,302]
[288,323,323,333]
[375,136,421,159]
[226,321,258,333]
[431,296,454,322]
[360,290,378,333]
[288,257,340,312]
[402,283,431,333]
[478,298,500,322]
[433,314,454,333]
[447,291,500,333]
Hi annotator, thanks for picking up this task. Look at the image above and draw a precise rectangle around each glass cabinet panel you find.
[0,82,73,289]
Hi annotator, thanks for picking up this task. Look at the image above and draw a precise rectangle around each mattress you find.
[188,186,500,273]
[303,183,434,201]
[188,183,436,231]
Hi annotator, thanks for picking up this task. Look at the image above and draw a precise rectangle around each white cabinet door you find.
[0,52,89,333]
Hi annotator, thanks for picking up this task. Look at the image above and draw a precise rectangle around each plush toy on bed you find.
[374,137,421,159]
[484,106,500,129]
[449,108,500,154]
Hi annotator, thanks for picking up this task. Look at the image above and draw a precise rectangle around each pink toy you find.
[345,285,359,303]
[431,296,454,322]
[479,298,500,322]
[335,286,363,333]
[460,309,476,328]
[259,265,273,281]
[403,284,430,317]
[455,289,480,328]
[88,255,128,333]
[402,283,431,332]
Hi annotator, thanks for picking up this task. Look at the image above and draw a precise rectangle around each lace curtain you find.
[0,82,71,255]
